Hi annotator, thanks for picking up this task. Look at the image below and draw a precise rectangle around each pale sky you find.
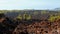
[0,0,60,10]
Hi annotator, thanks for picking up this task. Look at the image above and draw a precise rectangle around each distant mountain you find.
[54,8,60,11]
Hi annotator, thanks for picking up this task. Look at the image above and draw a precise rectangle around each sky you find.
[0,0,60,10]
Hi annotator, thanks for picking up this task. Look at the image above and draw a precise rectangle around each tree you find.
[41,10,47,14]
[48,15,60,22]
[23,13,31,20]
[16,14,22,20]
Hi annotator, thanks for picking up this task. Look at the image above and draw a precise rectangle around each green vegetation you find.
[41,10,47,14]
[0,10,60,21]
[23,14,31,20]
[17,12,31,20]
[17,15,22,20]
[48,15,60,22]
[34,11,38,15]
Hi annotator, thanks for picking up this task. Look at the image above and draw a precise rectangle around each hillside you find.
[0,10,60,34]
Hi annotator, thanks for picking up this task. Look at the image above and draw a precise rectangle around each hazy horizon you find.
[0,0,60,10]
